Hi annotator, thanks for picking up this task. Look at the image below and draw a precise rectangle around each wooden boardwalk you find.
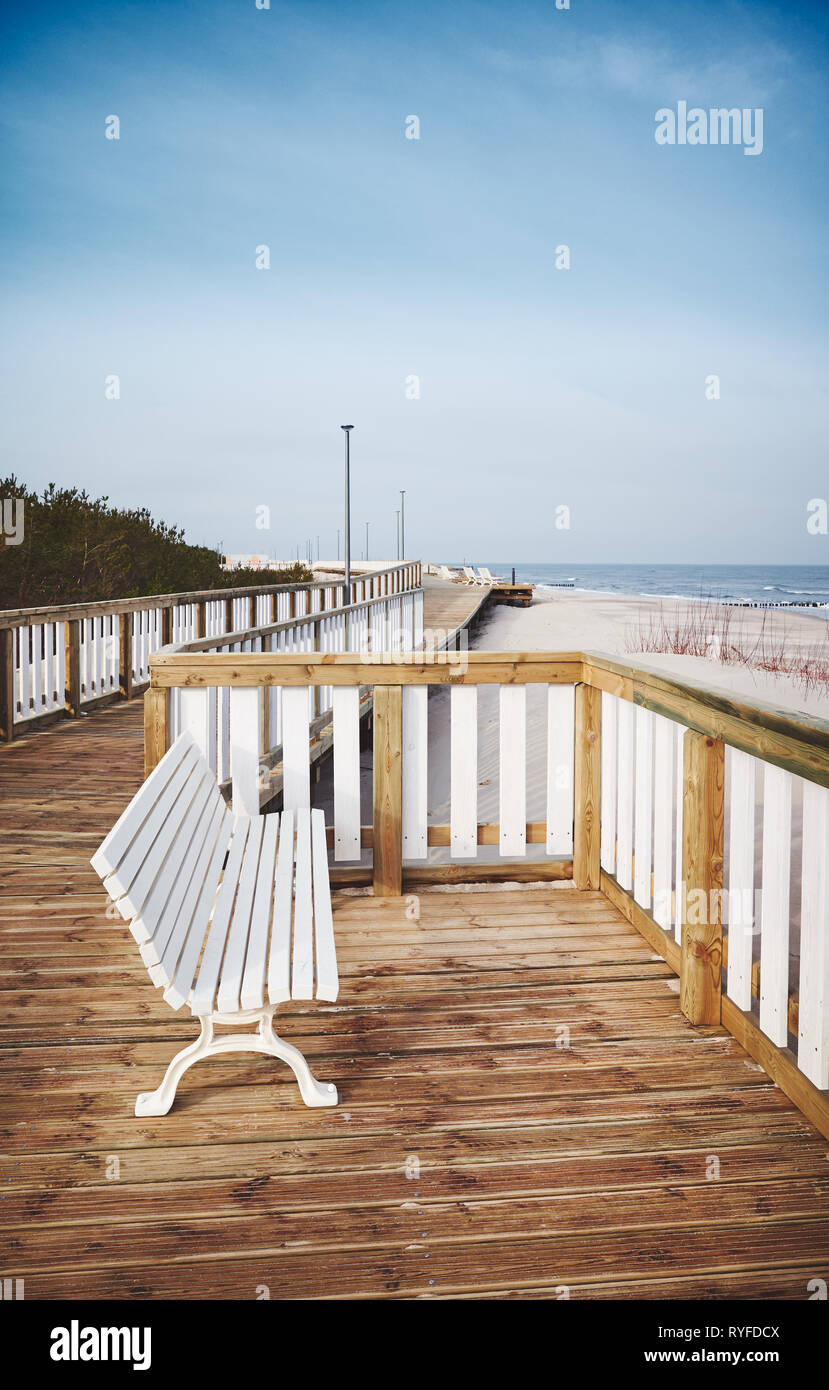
[421,573,491,643]
[1,701,829,1298]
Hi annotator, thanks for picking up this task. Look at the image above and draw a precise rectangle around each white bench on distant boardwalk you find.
[91,731,339,1116]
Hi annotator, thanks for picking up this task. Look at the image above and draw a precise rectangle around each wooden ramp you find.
[422,574,491,644]
[1,700,828,1299]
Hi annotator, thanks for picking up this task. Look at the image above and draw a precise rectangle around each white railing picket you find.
[600,691,617,873]
[402,686,428,860]
[633,707,654,908]
[759,764,793,1047]
[499,685,527,857]
[798,779,829,1088]
[332,686,361,860]
[616,699,635,891]
[450,685,478,858]
[652,714,674,929]
[674,724,686,942]
[546,684,574,855]
[229,686,261,817]
[726,748,756,1011]
[281,685,311,812]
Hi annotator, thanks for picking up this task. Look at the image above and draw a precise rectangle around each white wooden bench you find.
[91,731,339,1117]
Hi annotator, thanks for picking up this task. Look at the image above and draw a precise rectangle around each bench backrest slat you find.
[91,732,195,880]
[127,765,222,949]
[104,744,203,903]
[146,785,228,974]
[160,797,230,999]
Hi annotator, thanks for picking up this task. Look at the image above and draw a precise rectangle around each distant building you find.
[222,554,279,572]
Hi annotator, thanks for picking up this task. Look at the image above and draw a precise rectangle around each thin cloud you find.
[483,36,796,104]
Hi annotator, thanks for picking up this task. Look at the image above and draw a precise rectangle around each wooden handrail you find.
[148,648,829,787]
[581,650,829,786]
[164,588,424,655]
[0,561,421,629]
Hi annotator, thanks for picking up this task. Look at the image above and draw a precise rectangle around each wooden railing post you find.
[65,619,81,716]
[119,612,133,700]
[373,684,403,896]
[224,596,233,635]
[196,601,206,640]
[680,731,725,1025]
[0,628,15,741]
[573,683,602,889]
[144,684,170,778]
[161,606,173,646]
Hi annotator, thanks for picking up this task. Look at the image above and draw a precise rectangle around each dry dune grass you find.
[626,600,829,697]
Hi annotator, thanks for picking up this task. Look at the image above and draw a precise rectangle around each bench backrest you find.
[92,729,233,965]
[91,732,338,1014]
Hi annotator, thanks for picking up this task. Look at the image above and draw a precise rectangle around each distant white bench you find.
[91,731,339,1116]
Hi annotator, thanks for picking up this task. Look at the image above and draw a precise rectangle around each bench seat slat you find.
[191,819,250,1016]
[292,808,314,1000]
[165,808,234,1010]
[267,809,295,1006]
[311,808,339,1002]
[148,791,227,976]
[217,816,265,1014]
[240,813,281,1012]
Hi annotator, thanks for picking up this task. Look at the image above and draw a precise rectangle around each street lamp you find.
[341,426,353,597]
[395,509,400,561]
[400,489,406,561]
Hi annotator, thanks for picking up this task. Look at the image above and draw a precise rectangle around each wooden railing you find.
[165,588,426,805]
[144,646,829,1140]
[0,561,421,740]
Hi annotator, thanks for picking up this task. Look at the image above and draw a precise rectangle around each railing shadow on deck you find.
[144,645,829,1144]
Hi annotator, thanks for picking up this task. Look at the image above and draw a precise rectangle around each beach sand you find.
[472,586,829,719]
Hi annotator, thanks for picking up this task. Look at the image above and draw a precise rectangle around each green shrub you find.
[0,477,312,608]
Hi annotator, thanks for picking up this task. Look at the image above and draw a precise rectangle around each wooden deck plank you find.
[1,697,828,1300]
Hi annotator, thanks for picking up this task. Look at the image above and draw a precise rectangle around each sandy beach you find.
[471,585,829,719]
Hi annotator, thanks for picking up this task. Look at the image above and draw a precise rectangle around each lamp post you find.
[395,509,401,561]
[400,489,406,561]
[341,426,353,599]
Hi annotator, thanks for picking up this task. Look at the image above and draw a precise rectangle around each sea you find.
[477,564,829,611]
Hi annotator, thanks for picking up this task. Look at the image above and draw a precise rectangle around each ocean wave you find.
[769,588,829,597]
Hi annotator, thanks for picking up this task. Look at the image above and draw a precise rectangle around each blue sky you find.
[1,0,828,563]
